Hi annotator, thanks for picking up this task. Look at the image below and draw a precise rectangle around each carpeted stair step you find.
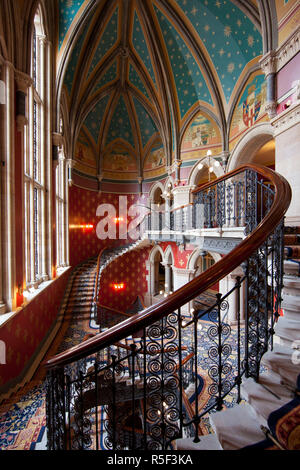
[281,295,300,321]
[209,403,266,450]
[261,344,300,387]
[284,226,300,235]
[284,246,300,259]
[240,374,294,425]
[284,260,300,277]
[284,234,300,245]
[275,317,300,347]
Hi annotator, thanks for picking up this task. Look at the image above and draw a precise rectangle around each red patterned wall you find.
[69,185,148,267]
[99,247,151,312]
[0,269,70,392]
[159,241,194,269]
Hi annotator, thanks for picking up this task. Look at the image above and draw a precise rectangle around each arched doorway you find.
[227,122,274,172]
[164,247,174,294]
[149,183,164,231]
[154,250,164,296]
[148,246,166,300]
[194,252,215,277]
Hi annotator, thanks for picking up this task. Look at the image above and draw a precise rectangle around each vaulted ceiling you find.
[57,0,266,182]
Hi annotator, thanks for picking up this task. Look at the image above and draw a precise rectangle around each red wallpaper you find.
[159,241,194,269]
[69,185,149,267]
[99,247,151,312]
[0,269,70,391]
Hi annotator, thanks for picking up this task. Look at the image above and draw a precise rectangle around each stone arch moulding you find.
[187,156,224,188]
[148,181,165,204]
[187,247,221,272]
[164,176,175,193]
[163,244,174,266]
[149,244,165,264]
[227,122,274,172]
[146,244,166,301]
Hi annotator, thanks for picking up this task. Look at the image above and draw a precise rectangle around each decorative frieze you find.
[15,70,32,94]
[260,26,300,75]
[202,237,242,254]
[271,101,300,137]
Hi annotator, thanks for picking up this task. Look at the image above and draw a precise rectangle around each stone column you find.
[259,51,277,120]
[219,270,245,325]
[45,39,53,279]
[161,261,173,293]
[172,267,196,313]
[39,36,49,281]
[2,61,16,311]
[0,61,6,313]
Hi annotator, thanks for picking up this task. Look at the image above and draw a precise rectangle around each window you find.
[24,8,48,288]
[56,152,67,269]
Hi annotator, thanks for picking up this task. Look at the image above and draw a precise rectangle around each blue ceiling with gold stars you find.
[58,0,264,180]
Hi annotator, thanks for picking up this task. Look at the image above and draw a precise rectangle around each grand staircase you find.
[176,226,300,450]
[45,164,295,451]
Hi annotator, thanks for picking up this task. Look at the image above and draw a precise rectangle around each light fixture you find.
[112,283,125,291]
[197,162,203,170]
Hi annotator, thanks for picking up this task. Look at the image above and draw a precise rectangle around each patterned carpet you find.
[0,260,243,450]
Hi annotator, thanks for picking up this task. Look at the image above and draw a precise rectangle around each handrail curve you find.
[46,164,291,369]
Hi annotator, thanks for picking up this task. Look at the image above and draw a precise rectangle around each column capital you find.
[259,50,277,76]
[259,26,300,75]
[15,70,31,94]
[52,132,64,148]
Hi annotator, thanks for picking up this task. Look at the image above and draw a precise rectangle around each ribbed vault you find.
[57,0,269,185]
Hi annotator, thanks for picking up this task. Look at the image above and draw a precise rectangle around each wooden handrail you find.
[93,248,106,303]
[97,303,133,318]
[45,164,291,369]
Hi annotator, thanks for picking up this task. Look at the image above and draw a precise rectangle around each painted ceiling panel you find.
[87,6,119,79]
[175,0,263,102]
[133,97,159,149]
[83,95,110,143]
[92,60,118,94]
[129,64,150,100]
[154,5,213,119]
[64,19,91,95]
[132,11,157,88]
[59,0,86,49]
[106,95,135,148]
[59,0,268,185]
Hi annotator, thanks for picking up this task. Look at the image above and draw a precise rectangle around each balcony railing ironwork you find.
[45,164,291,450]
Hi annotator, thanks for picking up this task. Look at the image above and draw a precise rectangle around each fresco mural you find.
[103,148,137,173]
[144,143,166,179]
[275,0,300,45]
[181,112,222,162]
[182,114,221,149]
[229,72,268,150]
[74,131,97,177]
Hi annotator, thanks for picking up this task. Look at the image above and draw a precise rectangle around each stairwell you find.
[176,225,300,450]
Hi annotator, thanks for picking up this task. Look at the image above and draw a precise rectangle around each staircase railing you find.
[45,164,291,450]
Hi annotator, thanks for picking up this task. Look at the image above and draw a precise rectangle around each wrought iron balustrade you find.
[136,169,275,238]
[45,164,291,450]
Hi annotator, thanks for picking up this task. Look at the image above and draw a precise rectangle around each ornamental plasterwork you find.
[14,70,32,93]
[260,26,300,75]
[271,101,300,137]
[172,267,196,276]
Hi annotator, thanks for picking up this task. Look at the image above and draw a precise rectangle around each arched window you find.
[24,7,50,288]
[56,147,68,270]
